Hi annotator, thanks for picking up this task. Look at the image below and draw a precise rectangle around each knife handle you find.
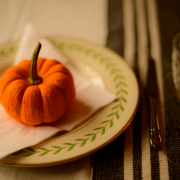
[149,98,162,150]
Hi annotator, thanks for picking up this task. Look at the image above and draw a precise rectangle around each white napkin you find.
[0,24,115,159]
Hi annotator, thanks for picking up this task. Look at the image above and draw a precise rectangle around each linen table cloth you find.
[0,0,180,180]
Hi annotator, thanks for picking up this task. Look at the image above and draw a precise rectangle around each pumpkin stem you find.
[28,42,43,85]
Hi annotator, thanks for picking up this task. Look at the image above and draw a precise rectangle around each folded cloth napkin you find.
[0,24,116,159]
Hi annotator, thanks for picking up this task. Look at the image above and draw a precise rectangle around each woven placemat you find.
[93,0,180,179]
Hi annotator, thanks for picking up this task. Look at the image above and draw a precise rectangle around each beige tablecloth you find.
[0,0,107,179]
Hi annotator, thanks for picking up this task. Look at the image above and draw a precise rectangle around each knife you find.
[146,58,162,150]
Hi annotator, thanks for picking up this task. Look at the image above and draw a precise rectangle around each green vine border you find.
[9,41,128,157]
[0,45,17,59]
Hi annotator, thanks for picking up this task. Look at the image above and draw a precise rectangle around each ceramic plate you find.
[0,37,139,166]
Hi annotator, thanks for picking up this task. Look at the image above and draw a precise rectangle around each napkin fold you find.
[0,24,115,159]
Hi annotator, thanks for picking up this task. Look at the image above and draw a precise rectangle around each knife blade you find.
[146,58,162,150]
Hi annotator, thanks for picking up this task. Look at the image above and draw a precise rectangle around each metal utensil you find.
[172,33,180,99]
[146,58,162,150]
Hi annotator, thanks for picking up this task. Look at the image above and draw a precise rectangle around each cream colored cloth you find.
[0,156,92,180]
[0,1,108,180]
[0,0,107,46]
[0,24,115,159]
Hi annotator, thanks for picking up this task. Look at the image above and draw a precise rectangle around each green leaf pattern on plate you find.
[11,41,128,157]
[0,46,17,59]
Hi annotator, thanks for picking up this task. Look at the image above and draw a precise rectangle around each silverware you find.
[146,58,162,150]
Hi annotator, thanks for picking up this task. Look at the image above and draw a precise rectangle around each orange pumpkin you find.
[0,42,76,125]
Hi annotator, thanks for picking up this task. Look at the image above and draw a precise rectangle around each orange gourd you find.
[0,42,76,125]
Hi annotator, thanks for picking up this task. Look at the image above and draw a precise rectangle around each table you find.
[0,0,180,179]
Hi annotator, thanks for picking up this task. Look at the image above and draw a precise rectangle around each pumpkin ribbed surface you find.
[0,58,76,125]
